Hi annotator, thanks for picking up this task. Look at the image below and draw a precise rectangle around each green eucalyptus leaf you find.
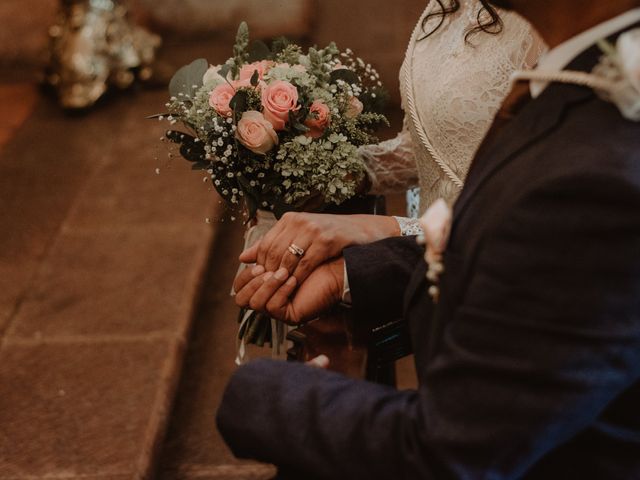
[248,40,272,62]
[165,129,191,144]
[254,314,271,346]
[165,130,207,162]
[169,58,208,99]
[329,68,360,85]
[288,110,310,133]
[230,90,249,114]
[248,40,271,62]
[180,141,206,163]
[191,161,209,170]
[271,36,290,55]
[218,64,232,80]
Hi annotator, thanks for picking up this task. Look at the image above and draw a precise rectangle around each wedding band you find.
[288,243,305,257]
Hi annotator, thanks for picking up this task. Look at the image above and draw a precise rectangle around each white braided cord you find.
[511,69,615,91]
[403,5,464,190]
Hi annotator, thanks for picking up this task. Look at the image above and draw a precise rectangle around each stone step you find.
[0,85,222,479]
[156,220,276,480]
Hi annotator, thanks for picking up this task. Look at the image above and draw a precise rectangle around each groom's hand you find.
[234,257,345,324]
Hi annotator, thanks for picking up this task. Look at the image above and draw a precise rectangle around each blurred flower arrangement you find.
[46,0,160,109]
[157,22,388,220]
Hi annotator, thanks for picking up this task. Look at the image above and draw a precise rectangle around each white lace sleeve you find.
[358,114,419,195]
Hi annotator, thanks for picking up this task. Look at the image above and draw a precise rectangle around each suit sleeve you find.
[343,235,424,325]
[217,174,640,479]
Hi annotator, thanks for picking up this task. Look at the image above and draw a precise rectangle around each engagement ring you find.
[288,244,305,257]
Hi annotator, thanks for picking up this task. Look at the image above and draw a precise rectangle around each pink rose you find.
[261,80,300,131]
[233,78,253,89]
[304,100,331,138]
[346,96,364,118]
[209,83,236,117]
[239,61,274,82]
[236,111,279,155]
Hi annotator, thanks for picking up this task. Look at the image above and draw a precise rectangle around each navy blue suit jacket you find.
[217,27,640,479]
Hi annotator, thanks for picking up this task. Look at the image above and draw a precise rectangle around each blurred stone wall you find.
[0,0,427,104]
[0,0,314,72]
[138,0,315,38]
[0,0,58,70]
[313,0,426,104]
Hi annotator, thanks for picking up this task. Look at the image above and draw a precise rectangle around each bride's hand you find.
[238,212,401,284]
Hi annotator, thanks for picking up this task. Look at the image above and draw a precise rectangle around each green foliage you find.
[229,90,249,116]
[288,110,311,133]
[330,68,360,85]
[360,86,390,114]
[158,22,390,222]
[248,40,272,62]
[233,22,250,65]
[168,58,208,99]
[218,63,233,80]
[250,69,260,86]
[165,130,207,162]
[271,36,291,56]
[275,43,304,65]
[274,135,366,206]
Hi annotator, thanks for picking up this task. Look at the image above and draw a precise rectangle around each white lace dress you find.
[359,0,546,233]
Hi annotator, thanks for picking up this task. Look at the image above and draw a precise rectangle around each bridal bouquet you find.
[156,23,388,360]
[158,22,388,220]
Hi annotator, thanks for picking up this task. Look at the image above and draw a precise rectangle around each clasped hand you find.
[233,212,400,323]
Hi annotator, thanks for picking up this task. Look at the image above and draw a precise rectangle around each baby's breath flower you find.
[157,33,388,214]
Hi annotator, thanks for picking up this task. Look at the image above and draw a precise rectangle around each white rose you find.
[203,64,226,88]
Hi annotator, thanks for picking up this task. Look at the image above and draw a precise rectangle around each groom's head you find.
[486,0,639,12]
[485,0,514,9]
[486,0,640,46]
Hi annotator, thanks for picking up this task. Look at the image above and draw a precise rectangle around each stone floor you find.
[0,69,416,478]
[156,220,276,480]
[0,82,219,478]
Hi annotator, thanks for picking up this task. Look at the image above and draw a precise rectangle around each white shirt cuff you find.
[341,261,352,305]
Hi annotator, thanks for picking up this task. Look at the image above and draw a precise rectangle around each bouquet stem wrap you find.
[234,210,294,365]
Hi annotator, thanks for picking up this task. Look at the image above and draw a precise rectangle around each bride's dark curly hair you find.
[420,0,503,41]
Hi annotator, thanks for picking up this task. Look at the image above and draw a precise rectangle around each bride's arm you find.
[359,113,420,195]
[360,113,424,235]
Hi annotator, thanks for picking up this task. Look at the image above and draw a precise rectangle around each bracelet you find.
[393,216,423,236]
